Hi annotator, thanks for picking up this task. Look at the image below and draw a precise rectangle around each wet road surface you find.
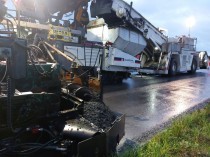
[103,69,210,142]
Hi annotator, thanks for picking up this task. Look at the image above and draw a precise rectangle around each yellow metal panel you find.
[48,25,72,42]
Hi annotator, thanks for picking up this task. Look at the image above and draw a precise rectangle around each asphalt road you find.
[103,69,210,145]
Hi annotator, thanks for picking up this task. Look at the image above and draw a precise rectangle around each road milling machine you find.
[0,2,125,157]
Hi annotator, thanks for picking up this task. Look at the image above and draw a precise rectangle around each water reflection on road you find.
[104,70,210,140]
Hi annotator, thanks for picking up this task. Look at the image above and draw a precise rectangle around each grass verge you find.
[120,104,210,157]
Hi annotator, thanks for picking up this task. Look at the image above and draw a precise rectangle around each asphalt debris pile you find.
[83,101,117,131]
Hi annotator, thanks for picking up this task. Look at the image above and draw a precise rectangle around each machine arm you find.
[91,0,167,49]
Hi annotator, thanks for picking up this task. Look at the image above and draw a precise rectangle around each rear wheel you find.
[188,58,197,74]
[168,58,177,76]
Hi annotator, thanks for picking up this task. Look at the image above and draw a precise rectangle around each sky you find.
[5,0,210,55]
[124,0,210,55]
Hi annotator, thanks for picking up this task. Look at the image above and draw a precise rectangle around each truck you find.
[66,18,143,84]
[90,0,200,76]
[198,51,209,69]
[140,36,199,75]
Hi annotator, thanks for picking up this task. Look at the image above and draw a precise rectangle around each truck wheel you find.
[188,58,197,74]
[169,59,177,76]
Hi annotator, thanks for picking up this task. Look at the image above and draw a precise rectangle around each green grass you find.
[120,104,210,157]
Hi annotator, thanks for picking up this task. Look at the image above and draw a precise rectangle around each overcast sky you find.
[5,0,210,55]
[124,0,210,55]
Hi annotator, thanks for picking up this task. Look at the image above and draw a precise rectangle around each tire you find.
[188,58,197,74]
[168,58,178,76]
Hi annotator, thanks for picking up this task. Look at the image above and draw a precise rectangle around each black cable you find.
[42,128,56,138]
[5,12,18,26]
[4,17,15,32]
[28,47,48,76]
[0,17,16,34]
[0,148,7,153]
[0,148,8,156]
[11,143,43,148]
[28,49,46,76]
[12,137,60,155]
[0,137,13,143]
[0,127,58,155]
[28,44,44,55]
[27,45,56,76]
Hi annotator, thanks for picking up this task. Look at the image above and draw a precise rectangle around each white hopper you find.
[87,25,147,56]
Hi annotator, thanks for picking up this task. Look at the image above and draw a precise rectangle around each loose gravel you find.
[83,100,117,131]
